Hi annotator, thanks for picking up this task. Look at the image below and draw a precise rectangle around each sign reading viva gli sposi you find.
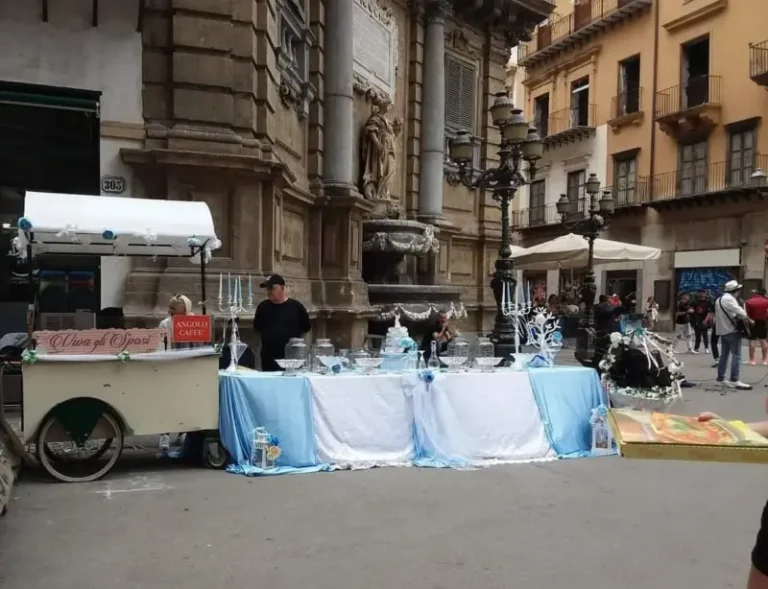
[33,329,168,355]
[172,315,212,344]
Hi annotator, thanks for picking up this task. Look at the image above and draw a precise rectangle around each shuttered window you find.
[445,55,476,132]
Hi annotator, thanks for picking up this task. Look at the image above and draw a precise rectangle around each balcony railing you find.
[648,155,768,202]
[750,40,768,86]
[549,105,596,133]
[654,75,721,120]
[610,87,642,120]
[517,0,652,67]
[604,177,649,208]
[513,196,590,229]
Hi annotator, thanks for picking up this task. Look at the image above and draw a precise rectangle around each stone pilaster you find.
[323,0,355,190]
[418,0,451,223]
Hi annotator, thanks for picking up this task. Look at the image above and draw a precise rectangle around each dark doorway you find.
[682,37,710,109]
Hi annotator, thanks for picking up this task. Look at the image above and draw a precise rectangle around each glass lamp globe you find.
[521,128,544,160]
[599,189,615,215]
[556,193,570,217]
[585,173,601,196]
[450,130,474,164]
[501,109,529,143]
[489,91,514,127]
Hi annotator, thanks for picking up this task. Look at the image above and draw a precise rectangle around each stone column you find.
[418,0,451,222]
[323,0,356,190]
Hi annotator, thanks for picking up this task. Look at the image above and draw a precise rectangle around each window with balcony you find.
[682,36,710,110]
[613,155,637,206]
[534,93,550,137]
[570,77,590,127]
[529,180,546,225]
[617,55,641,116]
[678,140,708,196]
[444,54,479,171]
[727,125,756,188]
[566,169,586,208]
[276,0,315,119]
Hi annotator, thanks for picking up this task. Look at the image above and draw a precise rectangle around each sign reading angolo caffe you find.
[33,329,167,355]
[172,315,212,343]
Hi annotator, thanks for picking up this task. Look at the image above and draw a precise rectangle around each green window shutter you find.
[445,55,476,132]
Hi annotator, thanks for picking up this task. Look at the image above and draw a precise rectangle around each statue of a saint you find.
[361,103,402,200]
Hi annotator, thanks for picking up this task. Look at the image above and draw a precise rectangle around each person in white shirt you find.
[714,280,754,390]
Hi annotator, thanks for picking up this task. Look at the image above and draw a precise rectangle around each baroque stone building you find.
[0,0,554,347]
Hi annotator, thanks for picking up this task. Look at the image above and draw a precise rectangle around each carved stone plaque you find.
[352,0,398,104]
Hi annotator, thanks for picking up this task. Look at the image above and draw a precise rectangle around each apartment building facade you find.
[515,0,768,328]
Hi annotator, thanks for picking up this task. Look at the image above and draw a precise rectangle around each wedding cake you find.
[383,314,411,354]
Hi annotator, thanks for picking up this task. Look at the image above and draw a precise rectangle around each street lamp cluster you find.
[447,90,616,365]
[448,91,543,359]
[556,174,614,365]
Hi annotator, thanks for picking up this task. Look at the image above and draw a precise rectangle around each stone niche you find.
[351,0,407,206]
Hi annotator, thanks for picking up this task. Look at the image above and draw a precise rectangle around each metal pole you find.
[199,250,207,315]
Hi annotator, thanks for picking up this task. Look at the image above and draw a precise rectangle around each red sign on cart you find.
[172,315,212,344]
[33,328,168,355]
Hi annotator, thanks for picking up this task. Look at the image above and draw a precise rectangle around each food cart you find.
[3,191,225,483]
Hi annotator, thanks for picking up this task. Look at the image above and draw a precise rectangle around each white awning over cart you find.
[18,191,220,258]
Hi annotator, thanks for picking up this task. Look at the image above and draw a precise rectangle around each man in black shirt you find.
[253,275,311,371]
[691,289,714,353]
[675,293,694,353]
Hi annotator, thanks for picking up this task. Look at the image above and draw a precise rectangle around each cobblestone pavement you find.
[1,350,766,589]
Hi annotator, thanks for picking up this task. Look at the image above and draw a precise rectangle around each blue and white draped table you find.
[218,366,606,476]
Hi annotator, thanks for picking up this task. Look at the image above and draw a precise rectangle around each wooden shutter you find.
[445,55,476,132]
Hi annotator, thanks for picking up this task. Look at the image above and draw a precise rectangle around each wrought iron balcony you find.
[647,155,768,203]
[543,105,596,149]
[517,0,653,69]
[609,87,643,125]
[603,177,649,208]
[750,40,768,86]
[654,75,722,137]
[512,195,590,229]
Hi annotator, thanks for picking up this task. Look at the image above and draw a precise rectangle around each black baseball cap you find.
[260,274,286,288]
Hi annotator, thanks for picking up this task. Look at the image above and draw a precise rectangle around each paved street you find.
[1,352,767,589]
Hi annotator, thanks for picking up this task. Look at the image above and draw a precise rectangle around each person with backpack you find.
[714,280,754,390]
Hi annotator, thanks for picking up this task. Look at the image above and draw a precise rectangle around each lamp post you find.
[448,91,543,360]
[555,173,614,365]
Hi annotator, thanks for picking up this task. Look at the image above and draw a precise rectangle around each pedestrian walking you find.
[714,280,754,390]
[746,287,768,366]
[692,289,714,353]
[675,293,694,353]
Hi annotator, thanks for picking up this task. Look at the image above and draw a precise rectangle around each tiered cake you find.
[383,315,410,353]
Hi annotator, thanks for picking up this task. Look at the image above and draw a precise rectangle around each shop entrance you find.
[0,81,101,332]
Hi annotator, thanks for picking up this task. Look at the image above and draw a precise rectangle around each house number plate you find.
[101,176,126,194]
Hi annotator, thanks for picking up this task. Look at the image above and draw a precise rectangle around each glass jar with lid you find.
[285,337,308,363]
[447,336,471,361]
[312,338,335,372]
[475,336,495,358]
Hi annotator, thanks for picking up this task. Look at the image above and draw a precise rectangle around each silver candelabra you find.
[500,280,533,354]
[217,273,254,372]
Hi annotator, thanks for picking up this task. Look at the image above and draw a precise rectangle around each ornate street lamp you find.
[448,91,543,359]
[556,173,614,366]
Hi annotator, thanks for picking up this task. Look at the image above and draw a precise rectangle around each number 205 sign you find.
[101,176,126,194]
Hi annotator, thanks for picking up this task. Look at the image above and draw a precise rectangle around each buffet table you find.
[218,366,606,476]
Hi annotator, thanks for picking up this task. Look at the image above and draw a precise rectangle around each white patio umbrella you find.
[509,233,660,270]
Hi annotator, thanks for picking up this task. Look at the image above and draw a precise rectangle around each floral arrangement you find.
[398,337,418,352]
[526,309,563,367]
[21,349,37,365]
[418,370,435,384]
[330,363,342,375]
[600,327,684,409]
[116,351,132,363]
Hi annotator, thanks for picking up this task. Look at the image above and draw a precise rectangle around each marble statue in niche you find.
[360,102,403,201]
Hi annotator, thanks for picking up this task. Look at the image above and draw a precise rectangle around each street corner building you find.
[0,0,554,348]
[511,0,768,330]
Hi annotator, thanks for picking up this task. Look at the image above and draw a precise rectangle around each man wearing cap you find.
[714,280,754,390]
[746,287,768,366]
[253,274,311,371]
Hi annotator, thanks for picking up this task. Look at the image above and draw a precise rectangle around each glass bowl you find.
[354,357,384,373]
[440,356,468,371]
[275,358,306,375]
[474,357,503,371]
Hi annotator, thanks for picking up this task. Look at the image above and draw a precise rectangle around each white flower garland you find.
[375,302,467,322]
[599,328,685,408]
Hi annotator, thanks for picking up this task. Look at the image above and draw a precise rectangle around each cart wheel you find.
[201,439,228,470]
[37,409,124,483]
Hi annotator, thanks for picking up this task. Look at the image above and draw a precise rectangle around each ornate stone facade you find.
[120,0,553,345]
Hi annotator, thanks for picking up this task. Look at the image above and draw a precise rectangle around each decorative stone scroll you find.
[353,0,399,105]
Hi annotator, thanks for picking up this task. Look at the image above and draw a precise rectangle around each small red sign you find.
[172,315,212,344]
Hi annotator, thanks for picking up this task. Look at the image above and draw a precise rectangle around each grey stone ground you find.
[1,348,768,589]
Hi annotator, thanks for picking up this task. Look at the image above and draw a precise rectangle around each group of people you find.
[672,281,768,390]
